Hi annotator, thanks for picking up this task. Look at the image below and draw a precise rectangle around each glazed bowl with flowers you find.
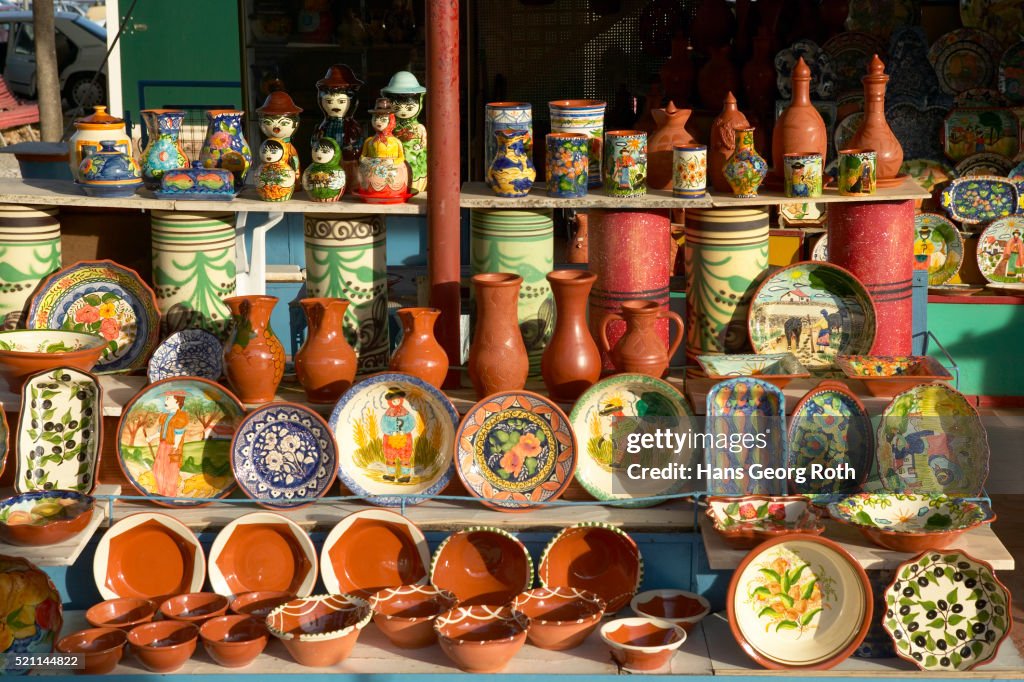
[827,493,995,553]
[159,592,230,624]
[835,355,953,397]
[0,490,94,546]
[199,614,268,668]
[434,605,529,673]
[86,597,157,630]
[599,617,687,672]
[56,627,128,675]
[369,584,458,649]
[630,589,710,633]
[127,620,199,673]
[265,594,372,667]
[706,495,825,549]
[0,330,106,390]
[511,587,606,651]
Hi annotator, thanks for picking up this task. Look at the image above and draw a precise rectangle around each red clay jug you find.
[849,55,904,184]
[294,297,357,403]
[467,273,529,399]
[223,295,286,404]
[772,57,827,180]
[389,307,449,389]
[648,102,696,190]
[541,270,601,401]
[709,92,750,192]
[598,299,684,378]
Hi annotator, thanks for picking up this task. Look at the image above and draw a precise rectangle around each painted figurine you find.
[382,71,427,194]
[356,98,410,203]
[148,390,189,498]
[301,136,347,201]
[256,90,303,174]
[381,386,416,482]
[256,138,296,202]
[311,64,364,181]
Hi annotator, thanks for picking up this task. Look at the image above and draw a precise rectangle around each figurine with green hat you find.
[382,71,427,194]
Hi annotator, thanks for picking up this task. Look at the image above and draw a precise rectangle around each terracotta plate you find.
[207,511,318,598]
[914,213,964,286]
[147,329,224,383]
[430,526,533,606]
[538,522,643,614]
[321,509,430,597]
[976,216,1024,285]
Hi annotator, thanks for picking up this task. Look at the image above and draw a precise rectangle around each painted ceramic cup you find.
[783,152,823,198]
[545,133,589,198]
[672,144,707,198]
[549,100,606,187]
[603,130,647,198]
[838,148,877,196]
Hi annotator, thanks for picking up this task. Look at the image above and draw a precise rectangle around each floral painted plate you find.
[875,383,989,496]
[570,374,696,508]
[706,378,787,496]
[538,522,642,614]
[775,39,835,99]
[835,354,953,396]
[116,377,244,506]
[941,175,1020,224]
[0,555,62,672]
[14,367,100,495]
[456,390,576,511]
[727,535,872,669]
[748,261,877,371]
[999,40,1024,103]
[430,526,533,606]
[27,260,160,373]
[207,511,318,598]
[705,495,825,549]
[697,353,810,389]
[230,403,337,510]
[927,28,1002,95]
[147,329,224,383]
[976,216,1024,284]
[883,550,1011,671]
[953,153,1013,177]
[914,213,963,286]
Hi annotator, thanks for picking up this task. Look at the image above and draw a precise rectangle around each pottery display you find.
[139,110,189,189]
[159,592,230,624]
[85,597,157,630]
[467,273,529,398]
[302,137,347,201]
[709,93,752,192]
[696,353,810,389]
[0,330,105,392]
[147,329,224,383]
[207,512,317,598]
[977,216,1024,284]
[836,354,954,396]
[603,130,647,197]
[430,526,533,606]
[294,297,356,403]
[0,205,61,330]
[672,143,707,197]
[223,295,285,404]
[541,270,600,401]
[724,128,767,197]
[647,103,695,190]
[1000,40,1024,103]
[389,307,449,389]
[599,617,687,672]
[598,299,683,377]
[127,620,198,673]
[198,110,252,190]
[915,213,964,286]
[706,377,787,495]
[928,29,1002,95]
[706,495,826,549]
[369,585,458,649]
[154,167,237,200]
[545,132,589,198]
[434,605,529,673]
[357,98,411,203]
[56,627,127,675]
[199,614,268,668]
[511,587,605,650]
[312,64,365,178]
[0,555,62,673]
[0,490,94,546]
[630,590,710,633]
[773,58,829,178]
[77,140,143,197]
[549,100,605,186]
[68,105,131,181]
[847,56,903,183]
[256,138,297,202]
[320,509,430,596]
[485,102,532,178]
[267,594,372,668]
[783,152,823,198]
[539,522,642,614]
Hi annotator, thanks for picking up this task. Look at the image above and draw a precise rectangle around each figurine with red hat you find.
[311,63,364,181]
[256,90,303,174]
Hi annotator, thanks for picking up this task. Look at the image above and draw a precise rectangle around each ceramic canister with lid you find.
[68,105,131,181]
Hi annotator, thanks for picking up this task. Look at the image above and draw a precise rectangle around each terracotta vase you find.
[709,92,751,192]
[772,57,827,179]
[598,300,684,378]
[848,55,904,185]
[294,297,357,403]
[647,102,695,190]
[660,35,695,107]
[541,270,602,401]
[742,30,777,125]
[467,273,529,399]
[698,46,740,111]
[223,295,285,404]
[389,307,449,389]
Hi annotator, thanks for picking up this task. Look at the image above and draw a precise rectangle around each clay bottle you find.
[294,297,357,403]
[772,57,827,180]
[467,273,529,399]
[849,55,904,184]
[698,45,740,111]
[223,295,286,404]
[647,102,696,190]
[598,299,684,378]
[541,270,602,401]
[709,92,751,192]
[389,307,449,389]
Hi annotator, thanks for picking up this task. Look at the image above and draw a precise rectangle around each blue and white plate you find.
[231,403,338,510]
[148,329,224,383]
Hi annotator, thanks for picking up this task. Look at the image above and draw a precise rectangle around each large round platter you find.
[207,511,317,598]
[456,390,576,511]
[727,535,872,669]
[231,403,337,510]
[914,213,963,286]
[883,549,1011,671]
[93,512,205,601]
[976,216,1024,284]
[927,28,1002,95]
[538,522,643,614]
[117,377,244,506]
[27,260,160,373]
[328,372,457,507]
[147,328,224,383]
[430,526,533,606]
[748,261,876,371]
[0,555,63,669]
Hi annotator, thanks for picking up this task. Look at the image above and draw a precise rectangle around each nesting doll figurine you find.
[301,137,347,202]
[256,138,296,201]
[356,98,410,203]
[382,71,427,194]
[257,90,303,174]
[312,64,364,181]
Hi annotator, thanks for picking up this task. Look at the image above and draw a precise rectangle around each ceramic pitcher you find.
[389,307,449,389]
[223,295,285,404]
[541,270,601,401]
[467,273,529,399]
[598,299,684,378]
[294,297,357,403]
[139,109,189,189]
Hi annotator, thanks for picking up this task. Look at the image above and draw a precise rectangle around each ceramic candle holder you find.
[838,148,877,196]
[545,133,589,198]
[783,152,823,198]
[603,130,648,197]
[672,144,707,198]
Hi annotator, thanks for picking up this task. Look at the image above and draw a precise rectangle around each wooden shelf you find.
[708,176,931,207]
[1,498,106,567]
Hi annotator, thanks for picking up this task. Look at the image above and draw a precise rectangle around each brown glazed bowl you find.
[0,330,106,391]
[229,590,295,618]
[128,620,199,673]
[630,590,710,633]
[56,627,128,675]
[0,490,95,546]
[369,584,459,649]
[85,597,158,630]
[199,614,268,668]
[159,592,230,624]
[265,594,372,667]
[434,605,529,673]
[600,617,687,672]
[511,587,606,650]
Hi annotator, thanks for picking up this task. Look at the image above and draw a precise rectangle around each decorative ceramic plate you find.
[833,112,863,154]
[976,216,1024,284]
[954,88,1011,109]
[706,377,787,495]
[836,355,953,397]
[914,213,963,286]
[943,108,1021,163]
[999,40,1024,103]
[430,526,533,606]
[941,176,1020,224]
[207,511,317,598]
[780,202,826,226]
[883,550,1011,671]
[14,367,99,495]
[846,0,920,40]
[1011,159,1024,183]
[538,522,643,614]
[727,535,872,669]
[748,261,877,371]
[775,39,836,99]
[811,233,828,261]
[961,0,1023,48]
[886,104,948,162]
[456,390,576,511]
[705,495,826,549]
[27,260,160,373]
[321,509,430,597]
[93,512,205,601]
[329,372,457,507]
[953,152,1013,177]
[875,383,989,496]
[900,159,954,197]
[928,29,1002,95]
[697,353,811,389]
[822,32,885,96]
[231,403,337,510]
[888,26,943,104]
[116,377,244,506]
[147,329,224,383]
[0,555,63,671]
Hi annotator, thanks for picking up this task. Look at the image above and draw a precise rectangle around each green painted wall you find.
[928,301,1024,397]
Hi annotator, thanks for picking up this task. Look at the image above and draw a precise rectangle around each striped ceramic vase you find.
[0,205,61,329]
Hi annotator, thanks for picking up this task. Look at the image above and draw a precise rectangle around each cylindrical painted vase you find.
[545,132,589,198]
[549,100,607,187]
[672,143,707,197]
[0,205,61,329]
[783,152,823,198]
[484,102,532,177]
[838,148,877,196]
[603,130,648,197]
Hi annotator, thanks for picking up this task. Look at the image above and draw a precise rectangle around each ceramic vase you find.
[199,110,253,191]
[772,57,828,179]
[723,128,767,197]
[647,103,695,190]
[783,152,823,198]
[698,45,741,111]
[389,307,448,389]
[0,205,60,329]
[541,270,601,401]
[549,100,606,187]
[467,273,529,399]
[673,144,707,197]
[545,133,589,198]
[312,64,365,181]
[256,138,297,202]
[67,105,131,181]
[223,295,285,404]
[485,102,532,177]
[486,129,536,197]
[600,300,684,378]
[139,110,189,190]
[294,297,357,403]
[382,71,428,194]
[660,35,695,107]
[709,92,751,192]
[838,148,877,196]
[603,130,647,197]
[848,55,903,184]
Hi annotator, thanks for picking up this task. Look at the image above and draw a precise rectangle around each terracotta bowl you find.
[56,627,128,675]
[430,527,533,606]
[538,524,642,613]
[630,590,710,633]
[600,617,687,672]
[128,620,199,673]
[199,614,268,668]
[0,490,95,546]
[229,590,295,618]
[434,605,529,673]
[159,592,230,624]
[265,594,372,667]
[369,584,459,649]
[511,587,606,650]
[85,597,158,630]
[835,355,953,397]
[0,330,106,391]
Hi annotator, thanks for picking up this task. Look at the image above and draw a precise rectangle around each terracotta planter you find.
[772,57,828,179]
[709,92,751,192]
[467,273,529,399]
[598,300,684,377]
[647,103,695,190]
[389,307,449,389]
[849,55,903,184]
[223,295,285,404]
[541,270,601,401]
[294,297,357,403]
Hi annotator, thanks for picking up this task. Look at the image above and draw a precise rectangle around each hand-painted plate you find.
[570,374,695,508]
[941,176,1020,224]
[231,403,337,510]
[811,233,828,261]
[321,509,430,597]
[14,367,99,494]
[329,372,457,507]
[961,0,1024,48]
[147,329,224,383]
[27,260,160,373]
[999,40,1024,103]
[456,390,576,511]
[914,213,963,286]
[928,28,1002,95]
[430,526,533,606]
[976,216,1024,284]
[953,152,1013,177]
[822,32,885,96]
[875,383,989,496]
[775,39,836,99]
[116,377,244,506]
[900,158,954,196]
[0,555,63,672]
[697,353,810,389]
[883,550,1011,671]
[706,495,826,549]
[538,522,643,614]
[706,377,787,496]
[748,261,877,370]
[942,108,1021,163]
[846,0,920,40]
[208,512,318,598]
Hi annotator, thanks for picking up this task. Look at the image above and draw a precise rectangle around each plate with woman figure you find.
[977,216,1024,284]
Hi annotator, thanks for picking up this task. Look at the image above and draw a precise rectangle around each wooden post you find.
[33,0,63,141]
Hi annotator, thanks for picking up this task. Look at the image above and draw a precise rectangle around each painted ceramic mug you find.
[672,144,707,198]
[838,148,877,197]
[783,152,823,198]
[603,130,647,198]
[545,133,589,198]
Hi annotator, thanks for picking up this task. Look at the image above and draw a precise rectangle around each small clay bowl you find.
[511,587,606,650]
[630,590,710,633]
[600,617,687,672]
[199,614,268,668]
[85,597,158,630]
[266,594,372,667]
[159,592,230,624]
[434,605,529,673]
[56,627,128,675]
[369,584,459,649]
[128,620,199,673]
[229,590,295,618]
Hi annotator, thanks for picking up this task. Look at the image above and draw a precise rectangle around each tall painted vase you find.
[199,110,253,190]
[139,109,189,189]
[549,100,606,187]
[303,213,389,372]
[0,205,61,329]
[223,295,286,404]
[484,102,532,177]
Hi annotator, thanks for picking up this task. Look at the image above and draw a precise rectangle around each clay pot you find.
[223,295,285,404]
[128,620,199,673]
[698,46,741,112]
[266,594,372,667]
[434,605,529,673]
[647,103,695,190]
[660,34,695,106]
[159,592,230,624]
[294,297,357,403]
[56,627,128,675]
[199,615,268,668]
[511,588,606,651]
[630,590,710,633]
[467,273,529,399]
[848,55,903,184]
[600,618,687,672]
[772,57,827,179]
[369,585,459,649]
[85,598,158,631]
[598,300,683,377]
[708,93,751,192]
[0,330,106,392]
[541,270,602,401]
[229,591,295,618]
[389,307,449,389]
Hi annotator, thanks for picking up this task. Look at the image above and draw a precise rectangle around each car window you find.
[13,22,32,55]
[72,16,106,41]
[0,23,10,44]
